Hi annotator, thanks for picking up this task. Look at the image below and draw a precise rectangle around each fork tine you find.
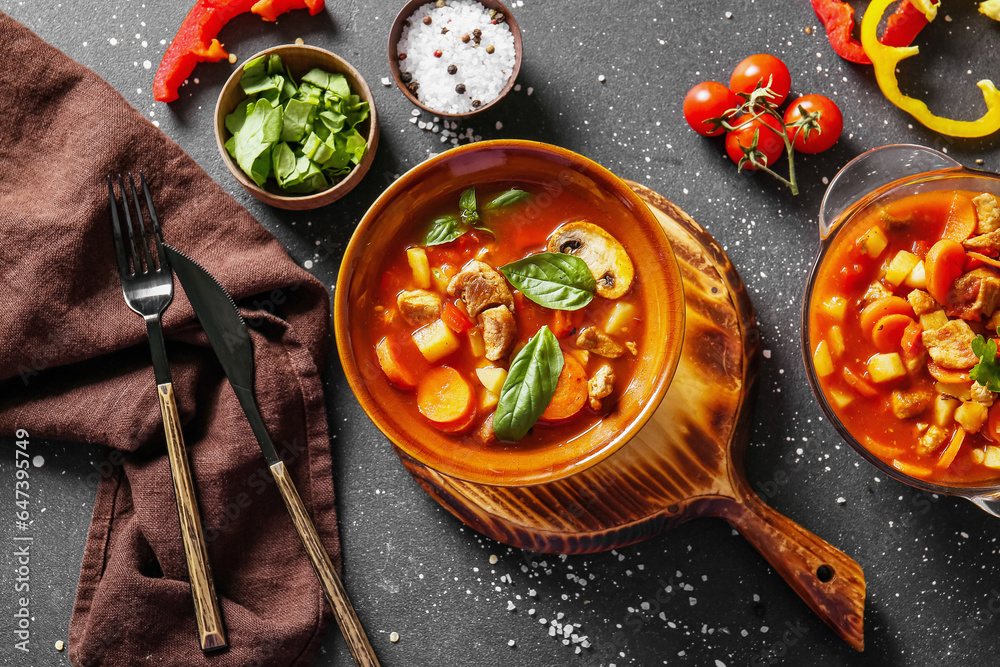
[139,172,169,270]
[117,175,144,275]
[128,173,157,273]
[107,176,131,279]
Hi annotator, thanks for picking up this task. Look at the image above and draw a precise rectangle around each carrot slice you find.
[892,458,933,478]
[861,435,904,459]
[417,366,474,424]
[924,239,966,304]
[942,194,977,242]
[859,296,913,335]
[539,354,588,422]
[871,313,914,353]
[843,367,879,398]
[926,361,970,383]
[376,337,418,389]
[937,428,966,470]
[435,403,478,434]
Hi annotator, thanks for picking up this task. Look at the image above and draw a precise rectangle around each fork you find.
[107,173,228,653]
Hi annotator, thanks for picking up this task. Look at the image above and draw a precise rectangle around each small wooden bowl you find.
[334,140,686,486]
[387,0,522,119]
[214,45,379,210]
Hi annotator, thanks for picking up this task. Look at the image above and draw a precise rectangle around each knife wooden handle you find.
[157,382,228,653]
[270,461,381,667]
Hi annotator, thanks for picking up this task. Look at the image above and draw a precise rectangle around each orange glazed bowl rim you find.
[802,160,1000,498]
[334,140,686,486]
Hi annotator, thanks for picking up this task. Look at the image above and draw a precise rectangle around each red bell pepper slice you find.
[442,302,474,334]
[153,0,325,103]
[810,0,936,65]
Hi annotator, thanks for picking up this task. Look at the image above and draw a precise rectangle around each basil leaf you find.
[425,215,463,246]
[485,189,531,210]
[459,187,479,224]
[493,326,564,442]
[499,252,597,311]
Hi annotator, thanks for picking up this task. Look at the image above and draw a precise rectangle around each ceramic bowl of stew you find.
[334,140,686,486]
[802,144,1000,515]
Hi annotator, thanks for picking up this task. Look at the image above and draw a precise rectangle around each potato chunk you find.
[955,401,989,433]
[885,250,920,287]
[867,353,906,383]
[412,319,460,363]
[857,225,889,258]
[407,247,431,289]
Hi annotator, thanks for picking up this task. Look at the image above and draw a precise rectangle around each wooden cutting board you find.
[395,182,866,651]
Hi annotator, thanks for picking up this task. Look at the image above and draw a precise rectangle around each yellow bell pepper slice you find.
[861,0,1000,138]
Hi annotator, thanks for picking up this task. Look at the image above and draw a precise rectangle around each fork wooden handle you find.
[157,382,228,652]
[270,461,381,667]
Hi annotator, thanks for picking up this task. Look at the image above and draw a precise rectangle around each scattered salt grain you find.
[381,77,391,86]
[389,632,400,643]
[598,74,606,83]
[508,639,516,647]
[489,554,498,564]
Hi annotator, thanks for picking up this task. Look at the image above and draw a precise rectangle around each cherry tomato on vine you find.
[725,113,786,170]
[683,81,741,137]
[729,54,791,106]
[783,94,844,154]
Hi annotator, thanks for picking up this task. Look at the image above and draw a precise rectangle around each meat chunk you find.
[964,228,1000,252]
[917,425,949,456]
[479,305,516,361]
[396,290,442,326]
[576,326,624,358]
[972,382,996,406]
[974,193,1000,234]
[478,412,498,445]
[863,281,892,304]
[587,364,615,410]
[922,319,979,369]
[947,267,1000,320]
[447,260,514,318]
[890,389,932,420]
[906,289,940,316]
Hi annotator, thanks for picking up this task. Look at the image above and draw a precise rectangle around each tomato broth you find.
[366,182,646,452]
[809,189,1000,485]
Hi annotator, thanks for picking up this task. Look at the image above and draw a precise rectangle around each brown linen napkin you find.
[0,12,339,666]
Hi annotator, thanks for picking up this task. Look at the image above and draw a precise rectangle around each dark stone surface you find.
[2,1,999,666]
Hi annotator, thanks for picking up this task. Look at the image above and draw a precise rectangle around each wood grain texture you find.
[156,382,227,652]
[396,184,866,651]
[270,461,381,667]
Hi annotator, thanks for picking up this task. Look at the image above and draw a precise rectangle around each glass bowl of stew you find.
[803,144,1000,515]
[334,140,686,486]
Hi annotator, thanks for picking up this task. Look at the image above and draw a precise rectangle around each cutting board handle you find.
[711,490,866,652]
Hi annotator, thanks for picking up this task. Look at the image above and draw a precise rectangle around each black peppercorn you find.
[441,27,449,34]
[455,83,466,94]
[471,99,481,108]
[400,71,412,83]
[495,13,505,23]
[407,81,420,93]
[398,53,407,61]
[447,64,457,74]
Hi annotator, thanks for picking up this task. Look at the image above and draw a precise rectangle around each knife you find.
[164,245,381,667]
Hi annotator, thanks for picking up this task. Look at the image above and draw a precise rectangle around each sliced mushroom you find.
[546,221,635,299]
[479,305,516,360]
[576,326,624,358]
[447,260,514,318]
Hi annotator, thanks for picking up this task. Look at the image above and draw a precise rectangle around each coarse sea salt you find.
[397,0,516,114]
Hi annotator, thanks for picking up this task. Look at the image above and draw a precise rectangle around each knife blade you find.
[163,244,381,667]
